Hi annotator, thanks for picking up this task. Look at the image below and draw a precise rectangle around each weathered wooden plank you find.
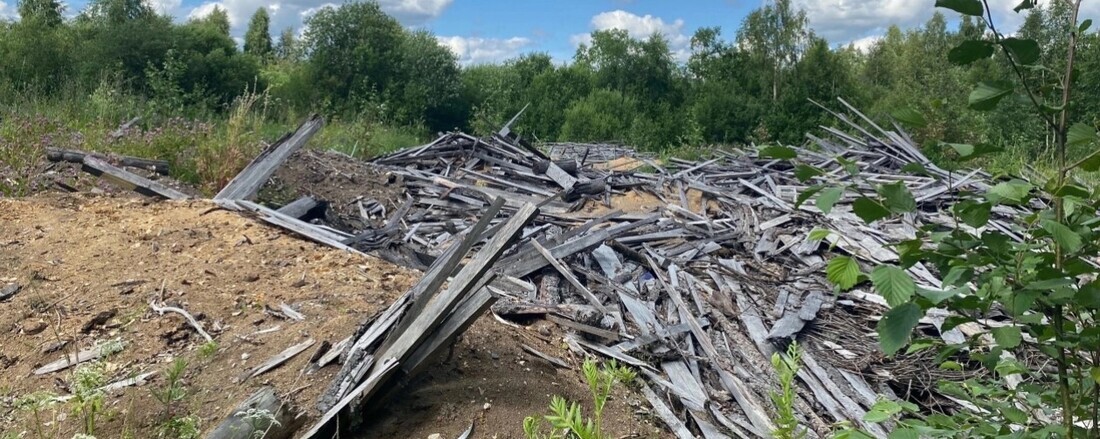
[245,338,315,380]
[521,344,571,369]
[82,157,189,200]
[48,147,169,174]
[299,358,398,439]
[35,339,125,375]
[219,200,359,253]
[546,314,620,342]
[215,114,323,200]
[531,240,609,313]
[640,383,696,439]
[370,203,539,375]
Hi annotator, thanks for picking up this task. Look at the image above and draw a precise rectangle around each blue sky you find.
[1,0,1089,64]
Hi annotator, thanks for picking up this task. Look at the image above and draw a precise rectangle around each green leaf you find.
[948,40,995,65]
[1091,367,1100,385]
[827,256,862,290]
[1052,184,1090,198]
[986,180,1032,204]
[953,200,991,228]
[816,186,845,214]
[877,303,922,356]
[794,164,825,183]
[935,0,983,16]
[852,197,891,223]
[878,182,917,213]
[940,360,963,370]
[1002,38,1041,64]
[871,265,916,307]
[891,107,928,127]
[888,427,920,439]
[991,326,1022,348]
[808,228,831,241]
[969,81,1013,111]
[906,339,936,355]
[1081,19,1093,33]
[1081,153,1100,172]
[947,143,975,157]
[863,409,891,423]
[900,162,929,176]
[916,286,963,305]
[1014,0,1036,12]
[1000,405,1028,424]
[759,145,796,160]
[1041,219,1083,252]
[796,185,823,209]
[1067,122,1097,146]
[1024,277,1073,290]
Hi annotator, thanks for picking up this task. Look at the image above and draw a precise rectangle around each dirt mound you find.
[0,195,661,438]
[361,318,668,438]
[260,149,405,231]
[0,195,414,437]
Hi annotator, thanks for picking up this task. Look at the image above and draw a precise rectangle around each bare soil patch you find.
[0,195,665,438]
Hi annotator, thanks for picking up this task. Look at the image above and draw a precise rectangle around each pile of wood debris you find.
[37,99,1032,438]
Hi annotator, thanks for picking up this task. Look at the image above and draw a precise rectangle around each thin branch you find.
[980,0,1057,132]
[150,300,214,344]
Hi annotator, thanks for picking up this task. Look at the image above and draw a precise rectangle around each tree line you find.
[2,0,1097,163]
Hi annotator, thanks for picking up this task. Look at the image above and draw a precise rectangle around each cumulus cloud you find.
[571,10,692,61]
[0,0,15,20]
[437,35,533,65]
[180,0,452,44]
[148,0,183,16]
[797,0,1095,47]
[792,0,928,44]
[848,35,881,53]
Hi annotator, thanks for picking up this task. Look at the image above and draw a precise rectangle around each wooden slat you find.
[82,157,189,200]
[215,114,323,200]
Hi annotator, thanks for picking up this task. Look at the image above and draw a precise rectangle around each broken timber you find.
[82,157,189,200]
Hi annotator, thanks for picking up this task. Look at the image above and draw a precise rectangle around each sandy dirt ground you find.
[0,195,669,439]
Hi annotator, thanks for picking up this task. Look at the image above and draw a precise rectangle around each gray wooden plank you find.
[82,157,189,200]
[215,114,323,200]
[370,203,539,375]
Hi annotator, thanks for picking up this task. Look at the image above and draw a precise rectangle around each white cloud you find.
[571,10,692,61]
[792,0,928,44]
[848,35,881,53]
[188,2,234,25]
[437,35,533,65]
[148,0,183,16]
[796,0,1097,47]
[179,0,452,45]
[378,0,451,25]
[0,0,15,20]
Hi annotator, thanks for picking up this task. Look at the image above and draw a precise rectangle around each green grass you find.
[0,88,428,197]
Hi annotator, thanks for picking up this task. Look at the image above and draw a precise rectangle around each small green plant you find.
[770,342,806,439]
[238,407,280,439]
[151,358,189,420]
[15,390,59,439]
[70,363,106,436]
[198,341,219,359]
[523,359,635,439]
[156,414,201,439]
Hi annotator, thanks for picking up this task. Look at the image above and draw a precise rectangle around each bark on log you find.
[207,387,305,439]
[46,147,169,175]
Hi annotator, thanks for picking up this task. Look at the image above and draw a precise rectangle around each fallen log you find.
[47,147,169,175]
[208,386,306,439]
